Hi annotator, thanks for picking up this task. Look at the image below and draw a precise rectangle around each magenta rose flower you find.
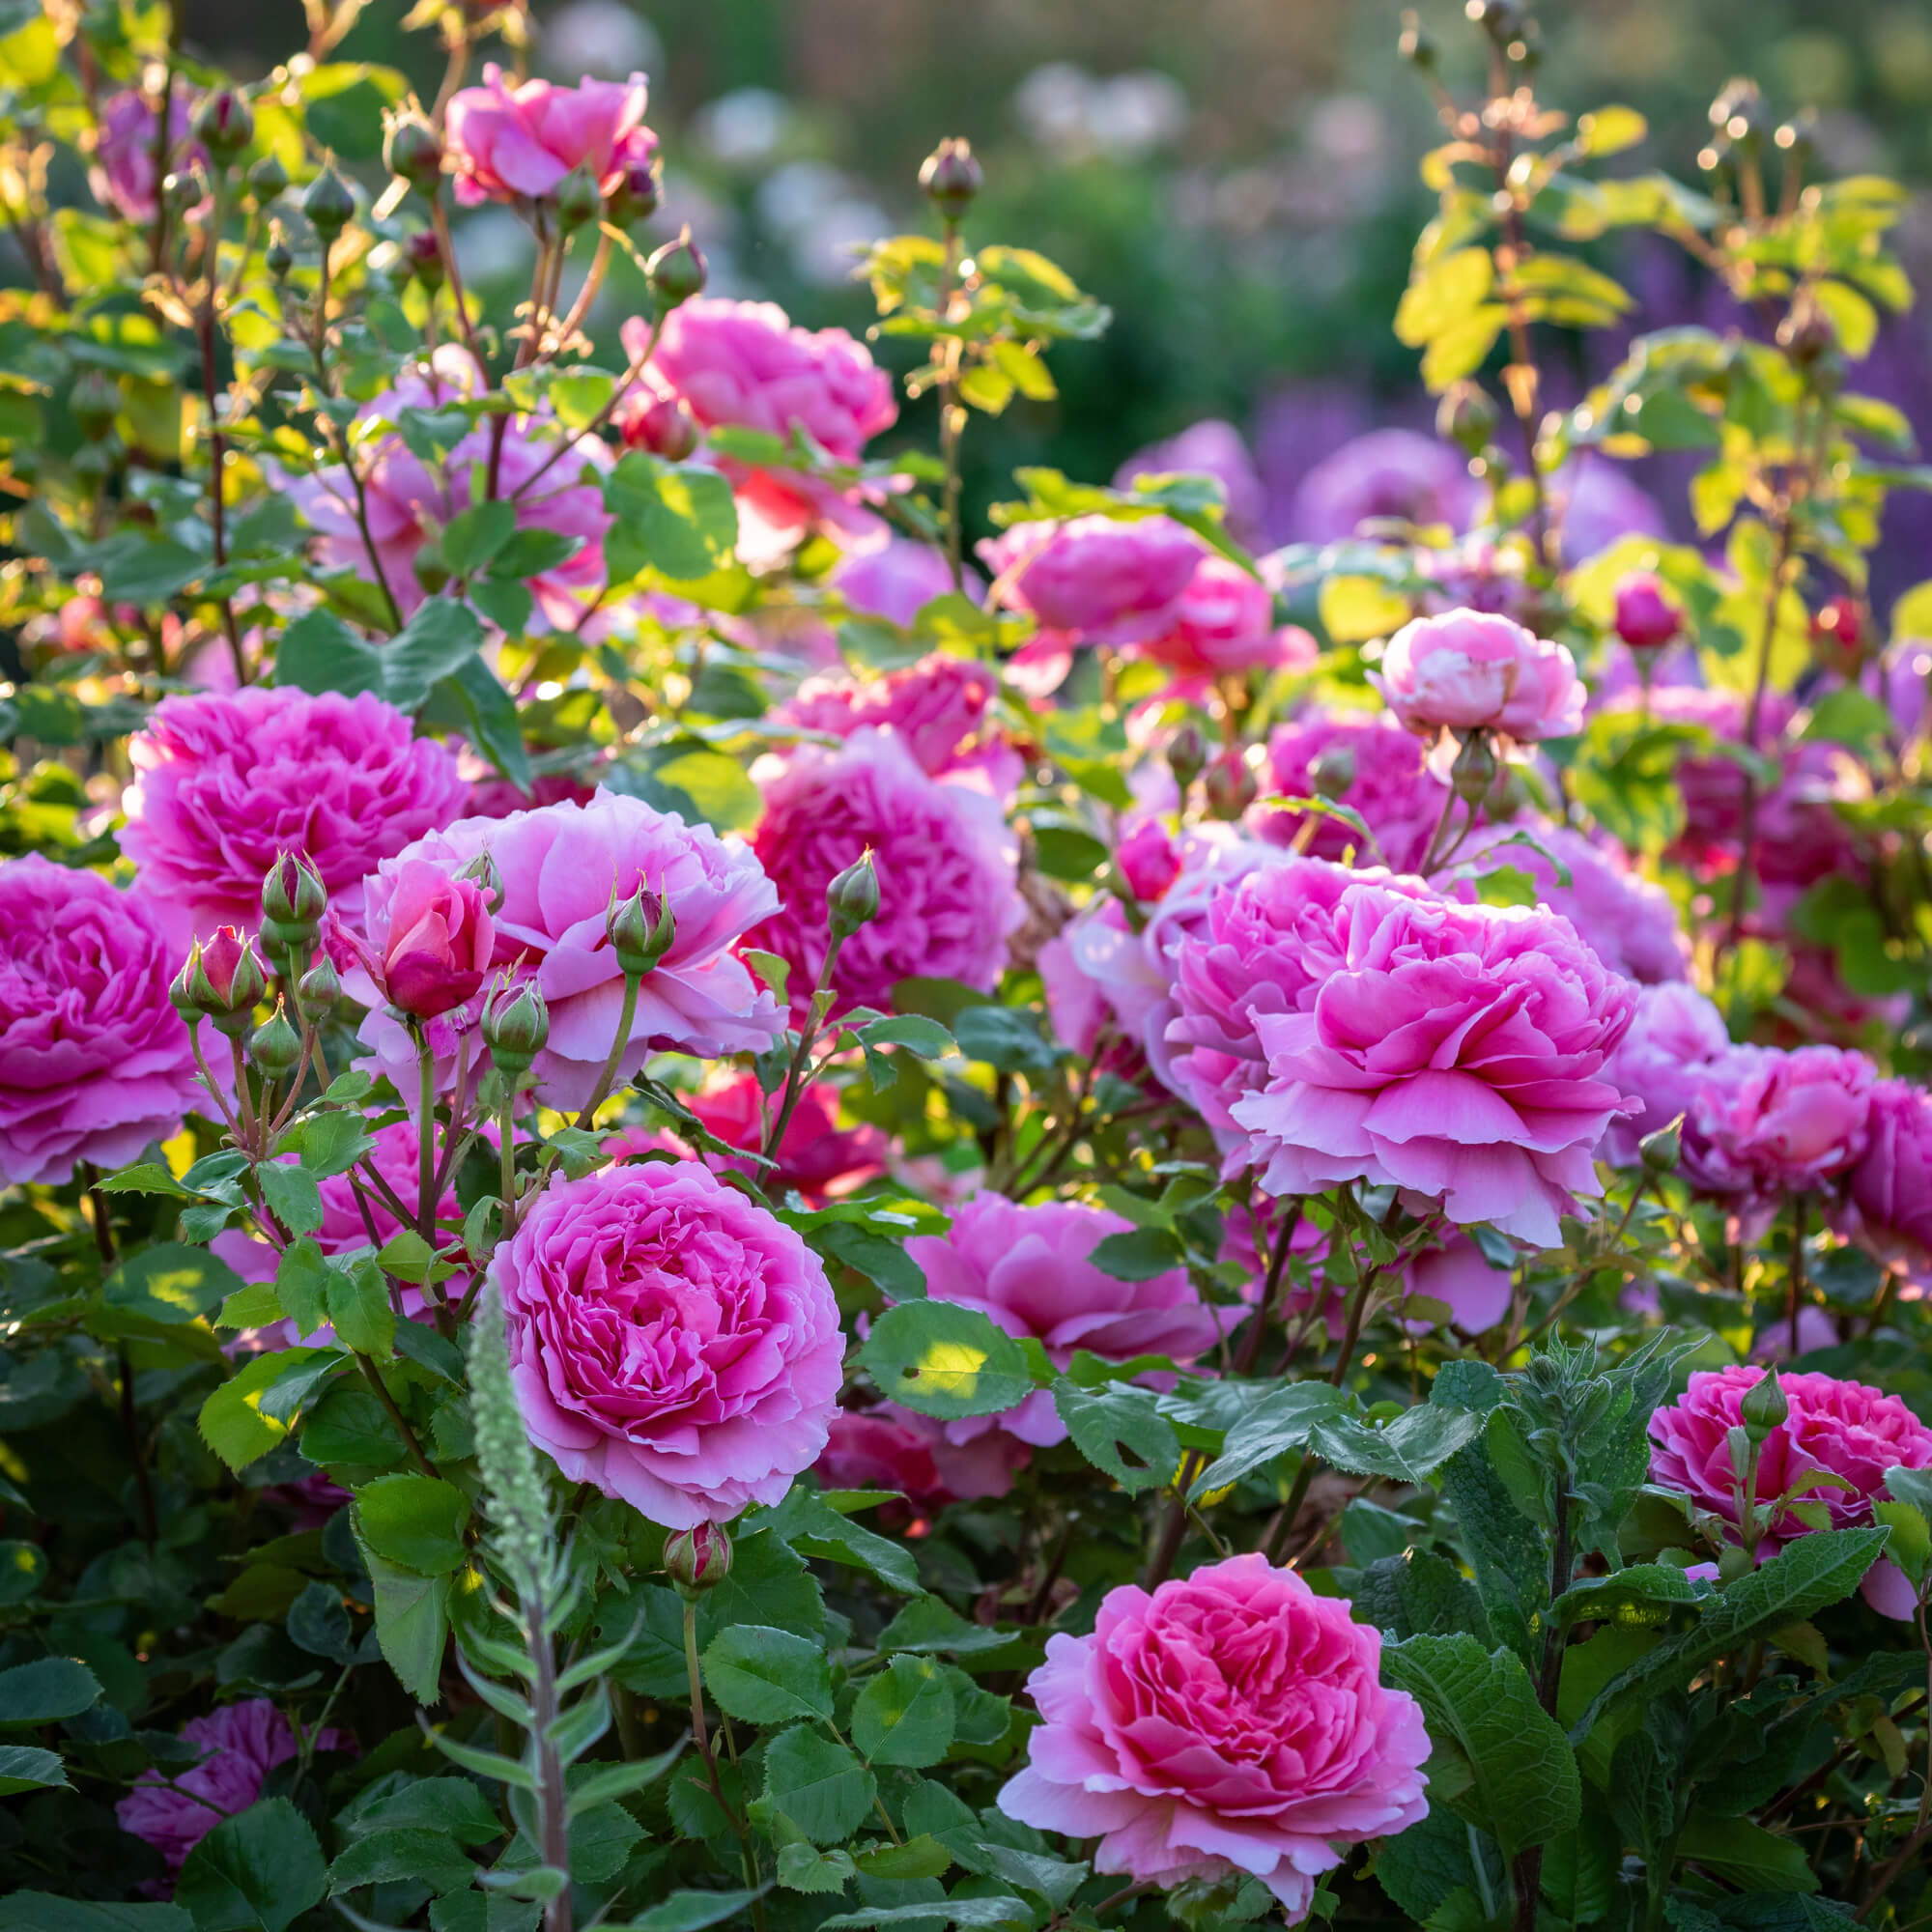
[445,65,657,205]
[120,688,468,934]
[495,1160,844,1527]
[1602,981,1734,1167]
[348,791,782,1112]
[1649,1365,1932,1617]
[0,857,204,1187]
[1230,884,1637,1247]
[348,858,496,1020]
[979,515,1204,651]
[1115,813,1182,902]
[1613,571,1682,650]
[749,728,1020,1020]
[1843,1078,1932,1271]
[902,1192,1236,1475]
[1371,608,1584,742]
[93,87,200,223]
[1255,709,1449,872]
[775,654,1018,794]
[998,1554,1430,1915]
[117,1699,351,1874]
[1134,554,1315,686]
[830,537,978,626]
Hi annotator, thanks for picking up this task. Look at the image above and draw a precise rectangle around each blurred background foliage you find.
[176,0,1932,575]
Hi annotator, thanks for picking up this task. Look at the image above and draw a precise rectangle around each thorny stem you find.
[1788,1194,1810,1358]
[195,174,249,687]
[1144,1452,1203,1592]
[512,304,667,500]
[83,1170,159,1548]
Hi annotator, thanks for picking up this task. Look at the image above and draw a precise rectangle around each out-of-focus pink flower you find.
[347,792,782,1113]
[1603,981,1734,1167]
[93,88,200,224]
[463,765,602,821]
[1116,419,1268,546]
[0,858,204,1187]
[1115,813,1182,902]
[1231,884,1637,1247]
[1371,609,1583,741]
[1133,554,1317,687]
[998,1554,1430,1916]
[121,688,468,935]
[445,65,657,205]
[1290,428,1476,542]
[117,1700,351,1873]
[905,1192,1236,1488]
[1551,458,1666,562]
[978,515,1203,654]
[830,538,978,626]
[749,729,1020,1020]
[1406,1236,1513,1332]
[1682,1042,1875,1218]
[1843,1078,1932,1273]
[1648,1365,1932,1616]
[1254,710,1449,872]
[495,1160,844,1527]
[1750,1306,1838,1362]
[1613,572,1682,650]
[816,1406,962,1519]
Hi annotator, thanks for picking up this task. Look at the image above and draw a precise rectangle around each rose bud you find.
[185,926,270,1036]
[606,156,661,228]
[918,136,982,222]
[619,393,699,462]
[609,886,675,978]
[482,980,549,1077]
[376,860,496,1020]
[664,1522,732,1596]
[265,221,294,280]
[298,955,342,1013]
[194,90,255,163]
[1811,595,1866,678]
[403,229,445,292]
[1166,722,1208,793]
[1613,571,1683,652]
[645,228,707,308]
[248,153,290,203]
[302,164,355,241]
[248,1002,303,1080]
[261,852,327,952]
[1203,748,1258,820]
[553,161,602,232]
[826,851,880,939]
[384,111,445,196]
[1739,1366,1789,1441]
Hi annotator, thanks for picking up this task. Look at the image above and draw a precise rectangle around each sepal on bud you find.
[826,851,880,940]
[610,887,676,978]
[1740,1368,1789,1442]
[646,228,707,309]
[482,980,550,1076]
[919,137,982,222]
[180,927,270,1037]
[261,853,328,951]
[665,1521,731,1596]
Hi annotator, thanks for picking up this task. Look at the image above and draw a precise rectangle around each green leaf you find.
[0,1656,99,1727]
[359,1539,451,1703]
[952,1006,1062,1073]
[384,599,487,712]
[702,1626,834,1725]
[1307,1406,1488,1483]
[274,608,383,696]
[875,1597,1016,1657]
[328,1827,477,1895]
[604,451,740,582]
[1382,1634,1581,1861]
[436,654,531,791]
[1186,1383,1352,1498]
[175,1798,327,1932]
[815,1902,1031,1931]
[102,1242,242,1327]
[851,1656,956,1767]
[1053,1379,1179,1493]
[325,1255,398,1361]
[257,1160,324,1236]
[1089,1226,1185,1283]
[1549,1565,1705,1631]
[0,1902,189,1931]
[355,1473,471,1576]
[615,1891,764,1932]
[441,500,520,579]
[758,1728,876,1845]
[857,1835,954,1882]
[0,1744,69,1794]
[858,1300,1034,1421]
[197,1348,340,1471]
[1673,1812,1817,1893]
[776,1491,922,1594]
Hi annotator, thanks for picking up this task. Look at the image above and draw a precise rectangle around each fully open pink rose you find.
[1290,427,1478,541]
[1134,554,1315,685]
[775,654,1018,795]
[998,1555,1430,1916]
[1602,982,1734,1167]
[1230,884,1636,1247]
[0,858,204,1187]
[445,66,657,205]
[979,515,1203,652]
[117,1699,351,1873]
[1843,1078,1932,1271]
[750,728,1020,1020]
[495,1160,844,1527]
[829,537,978,626]
[1256,710,1449,871]
[349,792,782,1112]
[1116,418,1268,546]
[120,688,468,933]
[1371,608,1583,741]
[1649,1365,1932,1617]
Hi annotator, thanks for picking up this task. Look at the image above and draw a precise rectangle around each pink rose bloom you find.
[1843,1078,1932,1272]
[830,537,978,626]
[118,1699,350,1874]
[352,858,496,1020]
[445,65,657,205]
[1372,609,1584,742]
[1135,554,1317,686]
[93,87,199,224]
[618,298,896,543]
[1406,1236,1513,1333]
[1454,821,1688,986]
[998,1554,1430,1915]
[1231,885,1637,1247]
[904,1193,1236,1474]
[1751,1306,1839,1362]
[749,729,1021,1021]
[1603,982,1734,1167]
[1116,419,1268,547]
[1648,1365,1932,1617]
[348,792,782,1113]
[1116,813,1182,902]
[1256,710,1449,872]
[120,688,468,934]
[1613,572,1682,650]
[816,1406,968,1520]
[1683,1043,1875,1215]
[1290,427,1477,542]
[979,515,1204,652]
[0,858,203,1187]
[1552,457,1667,563]
[464,765,602,821]
[775,654,1018,795]
[496,1160,844,1527]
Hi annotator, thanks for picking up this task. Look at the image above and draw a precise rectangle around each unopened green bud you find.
[248,152,290,203]
[266,220,295,280]
[384,111,445,196]
[164,164,208,215]
[554,161,602,232]
[1740,1368,1789,1441]
[1167,723,1208,794]
[606,156,661,228]
[249,1001,304,1079]
[1639,1114,1682,1177]
[71,370,120,441]
[1308,743,1358,802]
[1436,381,1498,456]
[646,227,707,309]
[298,956,342,1012]
[303,164,355,241]
[482,980,549,1075]
[918,137,982,222]
[403,228,445,291]
[610,886,675,977]
[181,926,270,1037]
[827,851,880,940]
[261,852,327,951]
[194,89,254,163]
[1203,749,1258,821]
[1449,730,1499,806]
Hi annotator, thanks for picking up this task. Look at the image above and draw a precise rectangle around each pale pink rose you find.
[1116,418,1268,546]
[347,792,781,1112]
[830,537,978,626]
[998,1554,1430,1916]
[1134,554,1318,687]
[1552,457,1667,562]
[749,729,1021,1020]
[1842,1078,1932,1272]
[445,65,657,205]
[1230,884,1637,1247]
[118,1700,351,1874]
[1750,1306,1839,1361]
[120,688,468,935]
[0,858,203,1187]
[1254,709,1449,872]
[495,1161,844,1527]
[903,1192,1236,1477]
[1648,1365,1932,1617]
[978,515,1204,652]
[1602,982,1734,1167]
[1371,609,1583,742]
[93,88,200,224]
[1405,1236,1513,1332]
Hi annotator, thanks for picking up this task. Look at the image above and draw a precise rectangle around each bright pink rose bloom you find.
[445,65,657,205]
[464,766,601,821]
[357,858,496,1019]
[1649,1366,1932,1617]
[120,688,468,933]
[117,1699,350,1873]
[775,654,1018,795]
[1682,1043,1875,1218]
[979,515,1204,651]
[1454,821,1688,986]
[1613,571,1682,650]
[1116,419,1268,546]
[1135,555,1315,685]
[1843,1079,1932,1271]
[816,1406,964,1520]
[998,1554,1430,1915]
[1372,609,1584,741]
[904,1193,1236,1475]
[348,792,782,1113]
[830,537,977,626]
[1406,1236,1513,1333]
[1603,982,1734,1167]
[749,729,1020,1020]
[495,1160,844,1527]
[0,858,203,1187]
[93,88,199,223]
[1256,710,1449,872]
[1230,885,1637,1247]
[1116,813,1182,902]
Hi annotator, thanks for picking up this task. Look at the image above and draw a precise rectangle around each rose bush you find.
[3,7,1932,1931]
